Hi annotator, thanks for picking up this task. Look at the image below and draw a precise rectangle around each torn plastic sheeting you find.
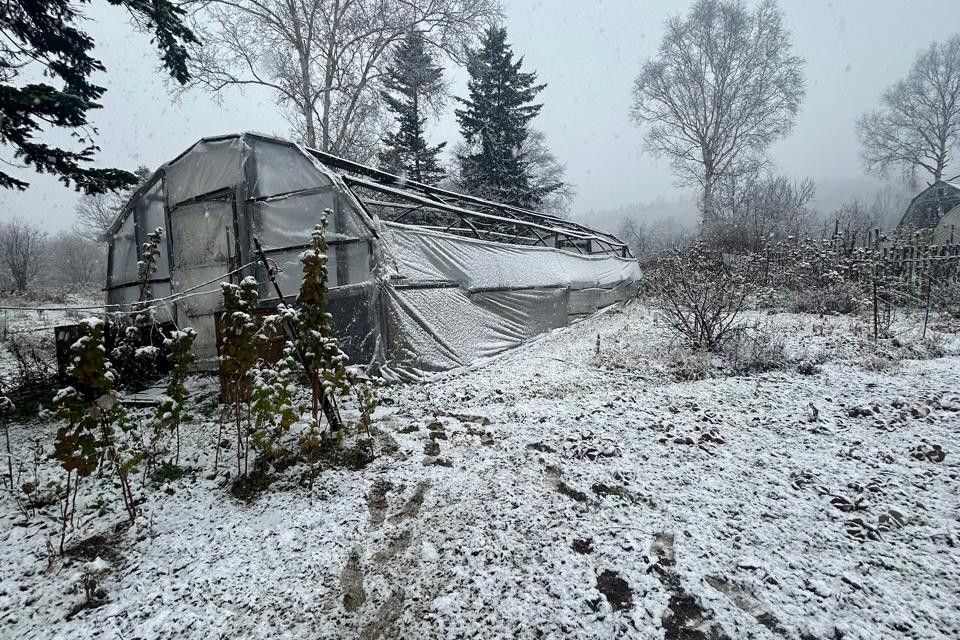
[262,246,340,302]
[470,288,569,339]
[327,285,378,364]
[165,137,243,206]
[568,283,634,316]
[247,138,333,199]
[381,285,526,378]
[382,223,640,291]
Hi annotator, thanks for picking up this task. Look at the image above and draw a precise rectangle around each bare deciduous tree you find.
[518,129,574,215]
[617,216,692,261]
[646,244,752,351]
[630,0,805,228]
[858,35,960,184]
[712,173,816,252]
[0,218,48,292]
[48,232,106,287]
[181,0,501,160]
[74,166,152,242]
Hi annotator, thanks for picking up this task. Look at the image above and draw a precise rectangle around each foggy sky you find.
[2,0,958,232]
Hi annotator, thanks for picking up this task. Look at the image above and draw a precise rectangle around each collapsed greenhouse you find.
[104,133,640,380]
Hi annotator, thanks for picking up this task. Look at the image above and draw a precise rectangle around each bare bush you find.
[645,245,752,351]
[722,326,787,374]
[666,349,712,381]
[0,218,48,292]
[711,173,816,253]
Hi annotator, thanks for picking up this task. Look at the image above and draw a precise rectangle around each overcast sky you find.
[2,0,959,232]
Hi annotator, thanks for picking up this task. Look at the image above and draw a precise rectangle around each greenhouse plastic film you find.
[165,137,243,206]
[470,288,569,339]
[247,138,333,199]
[382,223,640,291]
[381,285,526,379]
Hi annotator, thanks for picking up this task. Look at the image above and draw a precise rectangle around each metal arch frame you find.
[304,149,633,258]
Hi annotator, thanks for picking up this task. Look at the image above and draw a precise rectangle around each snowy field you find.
[1,302,959,639]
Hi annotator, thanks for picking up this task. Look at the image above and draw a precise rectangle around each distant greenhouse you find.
[105,133,639,379]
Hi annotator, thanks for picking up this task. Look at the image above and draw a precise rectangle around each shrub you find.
[722,327,787,375]
[666,349,712,381]
[645,245,752,351]
[860,352,900,372]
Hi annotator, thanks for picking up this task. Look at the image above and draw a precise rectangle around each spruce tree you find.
[378,30,447,185]
[0,1,195,194]
[455,27,559,209]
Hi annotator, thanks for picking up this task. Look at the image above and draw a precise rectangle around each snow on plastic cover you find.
[381,285,526,379]
[165,138,243,206]
[247,138,333,199]
[470,288,570,339]
[381,223,640,291]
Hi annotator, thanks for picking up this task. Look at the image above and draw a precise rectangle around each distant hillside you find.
[575,197,700,235]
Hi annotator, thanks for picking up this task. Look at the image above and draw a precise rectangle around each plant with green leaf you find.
[53,317,139,551]
[153,327,196,467]
[112,227,164,390]
[294,214,350,437]
[218,277,260,474]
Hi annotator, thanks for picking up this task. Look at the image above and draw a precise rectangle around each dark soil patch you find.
[572,538,594,554]
[596,569,633,611]
[366,479,392,526]
[591,482,641,504]
[390,480,429,521]
[341,548,366,612]
[662,591,728,640]
[557,481,589,503]
[64,525,127,565]
[231,469,272,503]
[527,441,556,453]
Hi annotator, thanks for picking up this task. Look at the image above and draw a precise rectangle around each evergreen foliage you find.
[377,30,447,184]
[0,0,196,194]
[455,27,561,208]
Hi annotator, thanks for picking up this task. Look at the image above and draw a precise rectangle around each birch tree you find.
[181,0,500,161]
[630,0,805,229]
[858,35,960,184]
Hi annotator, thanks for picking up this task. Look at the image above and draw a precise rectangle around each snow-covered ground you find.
[1,303,959,639]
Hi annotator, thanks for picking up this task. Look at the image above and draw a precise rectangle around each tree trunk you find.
[702,173,717,237]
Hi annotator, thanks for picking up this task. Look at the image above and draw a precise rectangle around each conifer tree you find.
[378,30,447,184]
[1,0,195,194]
[455,27,562,209]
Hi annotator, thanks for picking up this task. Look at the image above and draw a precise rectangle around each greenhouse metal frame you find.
[105,132,639,379]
